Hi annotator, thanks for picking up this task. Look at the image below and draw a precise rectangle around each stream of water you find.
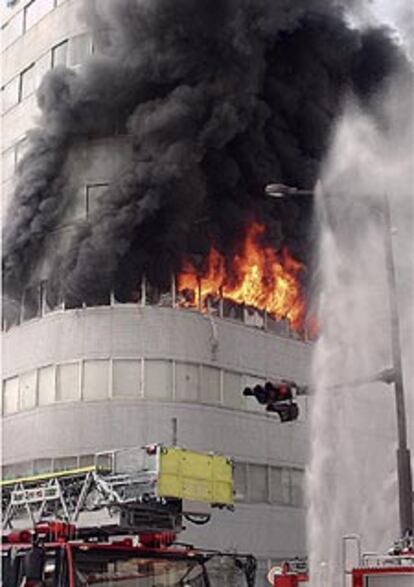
[307,82,413,586]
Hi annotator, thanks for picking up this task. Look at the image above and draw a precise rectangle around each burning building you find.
[1,0,404,582]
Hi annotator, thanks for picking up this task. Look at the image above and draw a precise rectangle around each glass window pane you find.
[2,297,20,330]
[200,365,220,404]
[53,456,77,472]
[145,360,172,399]
[83,360,109,401]
[69,33,92,66]
[290,469,305,507]
[56,363,79,402]
[33,458,52,475]
[24,0,54,31]
[79,454,95,468]
[19,370,37,410]
[233,462,247,502]
[222,371,242,409]
[270,466,291,505]
[175,362,199,402]
[1,77,19,112]
[51,40,68,67]
[38,365,55,405]
[3,377,19,415]
[19,64,35,101]
[248,464,268,503]
[6,461,34,479]
[112,360,141,398]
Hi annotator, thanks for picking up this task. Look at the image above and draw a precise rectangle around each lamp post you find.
[381,194,413,535]
[265,183,413,535]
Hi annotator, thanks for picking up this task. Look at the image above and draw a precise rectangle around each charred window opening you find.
[22,284,41,321]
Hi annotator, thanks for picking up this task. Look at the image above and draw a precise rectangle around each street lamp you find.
[265,183,314,198]
[265,183,413,535]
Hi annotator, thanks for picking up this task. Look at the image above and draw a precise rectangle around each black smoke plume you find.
[2,0,409,305]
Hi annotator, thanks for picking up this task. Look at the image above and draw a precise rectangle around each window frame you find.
[18,62,35,102]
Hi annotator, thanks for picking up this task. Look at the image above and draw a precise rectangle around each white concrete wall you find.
[2,306,311,580]
[1,4,312,580]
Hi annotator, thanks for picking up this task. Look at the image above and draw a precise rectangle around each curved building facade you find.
[1,1,312,583]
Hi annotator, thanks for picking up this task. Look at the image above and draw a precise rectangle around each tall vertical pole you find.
[382,194,413,535]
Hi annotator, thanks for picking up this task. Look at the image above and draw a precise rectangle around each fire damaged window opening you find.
[85,183,109,218]
[2,276,312,341]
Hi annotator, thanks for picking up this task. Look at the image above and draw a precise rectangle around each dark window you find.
[22,284,41,321]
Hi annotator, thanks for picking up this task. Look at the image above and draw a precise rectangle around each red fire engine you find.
[270,535,414,586]
[1,445,256,587]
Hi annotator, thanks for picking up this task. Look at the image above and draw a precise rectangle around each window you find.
[19,370,37,410]
[69,33,92,67]
[270,466,290,505]
[200,365,220,404]
[3,377,19,415]
[38,365,55,405]
[290,468,305,507]
[175,362,199,402]
[112,360,141,398]
[24,0,54,32]
[233,462,247,502]
[222,371,243,409]
[79,454,95,468]
[19,64,35,101]
[56,362,80,401]
[83,360,109,401]
[4,461,33,479]
[248,464,268,503]
[1,77,19,112]
[144,360,172,399]
[22,283,41,321]
[33,458,53,475]
[51,40,68,67]
[86,183,108,217]
[53,456,77,472]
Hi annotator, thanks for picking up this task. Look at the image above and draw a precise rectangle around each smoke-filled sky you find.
[2,0,411,307]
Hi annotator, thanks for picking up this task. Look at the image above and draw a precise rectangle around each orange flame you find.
[177,222,307,332]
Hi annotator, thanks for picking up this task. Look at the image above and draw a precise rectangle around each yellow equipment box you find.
[156,446,234,506]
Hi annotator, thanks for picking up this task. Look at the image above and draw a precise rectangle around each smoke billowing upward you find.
[2,0,409,304]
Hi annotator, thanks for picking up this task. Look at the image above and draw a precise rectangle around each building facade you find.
[1,1,312,582]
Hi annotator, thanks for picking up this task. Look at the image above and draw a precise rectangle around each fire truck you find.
[1,445,256,586]
[270,535,414,586]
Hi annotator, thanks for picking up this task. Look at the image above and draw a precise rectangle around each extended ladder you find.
[1,445,234,535]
